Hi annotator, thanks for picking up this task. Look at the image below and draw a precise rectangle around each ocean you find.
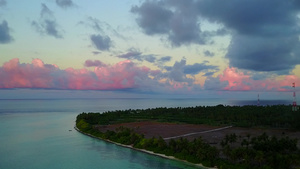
[0,98,291,169]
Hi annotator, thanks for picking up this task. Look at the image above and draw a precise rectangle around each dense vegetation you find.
[219,133,299,169]
[77,105,300,129]
[76,105,300,169]
[76,119,219,167]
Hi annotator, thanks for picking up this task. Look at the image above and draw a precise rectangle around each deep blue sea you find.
[0,98,291,169]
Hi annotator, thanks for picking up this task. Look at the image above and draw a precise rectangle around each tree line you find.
[76,105,300,169]
[76,119,219,167]
[76,116,299,169]
[77,105,300,129]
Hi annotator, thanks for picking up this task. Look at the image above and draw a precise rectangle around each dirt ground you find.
[95,121,300,148]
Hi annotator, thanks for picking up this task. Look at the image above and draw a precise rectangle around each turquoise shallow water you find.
[0,99,212,169]
[0,112,202,169]
[0,98,290,169]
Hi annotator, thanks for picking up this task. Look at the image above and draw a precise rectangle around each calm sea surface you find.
[0,98,290,169]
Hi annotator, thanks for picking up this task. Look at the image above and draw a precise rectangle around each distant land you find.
[76,105,300,169]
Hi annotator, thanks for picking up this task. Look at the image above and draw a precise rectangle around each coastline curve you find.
[74,126,217,169]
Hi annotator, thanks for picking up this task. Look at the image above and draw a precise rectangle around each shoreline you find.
[74,126,217,169]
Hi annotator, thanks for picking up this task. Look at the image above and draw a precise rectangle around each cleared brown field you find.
[95,121,300,148]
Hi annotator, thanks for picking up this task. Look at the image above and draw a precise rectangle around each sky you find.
[1,0,300,100]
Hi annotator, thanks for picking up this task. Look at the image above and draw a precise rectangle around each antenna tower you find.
[292,83,298,111]
[257,94,260,106]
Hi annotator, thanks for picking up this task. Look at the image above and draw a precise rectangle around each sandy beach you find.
[74,126,216,169]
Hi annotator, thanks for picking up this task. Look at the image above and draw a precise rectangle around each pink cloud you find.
[0,58,163,91]
[277,75,300,91]
[2,58,299,93]
[219,67,251,90]
[216,67,300,91]
[1,58,56,88]
[84,60,106,67]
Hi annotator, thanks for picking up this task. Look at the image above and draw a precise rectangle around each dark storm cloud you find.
[131,1,172,35]
[144,55,156,63]
[183,62,219,75]
[0,20,13,43]
[226,35,300,72]
[197,0,300,73]
[163,58,219,86]
[131,0,206,47]
[204,76,228,90]
[293,0,300,8]
[31,4,63,38]
[90,34,112,51]
[43,20,63,38]
[197,0,298,37]
[158,56,171,63]
[79,17,126,48]
[55,0,75,8]
[132,0,300,73]
[249,71,276,81]
[117,49,158,63]
[118,50,142,61]
[164,59,219,76]
[78,17,113,51]
[84,60,106,67]
[0,0,6,7]
[203,72,215,77]
[204,50,214,57]
[155,56,172,68]
[165,59,193,83]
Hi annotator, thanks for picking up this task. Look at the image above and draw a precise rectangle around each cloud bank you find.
[197,0,300,73]
[0,58,298,93]
[204,67,299,91]
[0,58,162,91]
[131,0,207,47]
[132,0,300,74]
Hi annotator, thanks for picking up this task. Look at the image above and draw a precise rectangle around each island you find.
[75,105,300,169]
